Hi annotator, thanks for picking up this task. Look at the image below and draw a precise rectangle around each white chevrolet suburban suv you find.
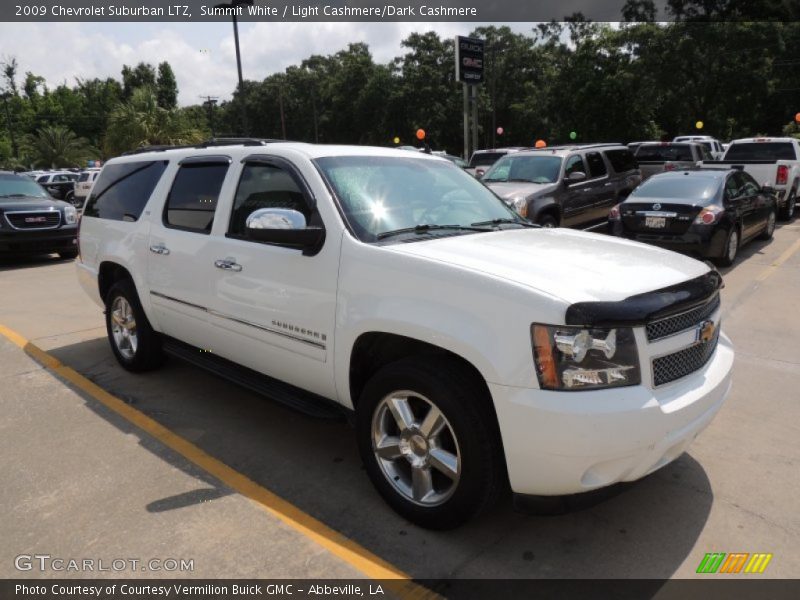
[76,139,734,529]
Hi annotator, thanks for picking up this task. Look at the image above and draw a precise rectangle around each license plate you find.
[645,216,666,228]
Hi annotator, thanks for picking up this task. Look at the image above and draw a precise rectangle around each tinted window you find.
[83,161,168,221]
[631,175,720,202]
[564,155,585,177]
[735,172,760,196]
[164,163,228,233]
[78,172,91,182]
[724,142,797,161]
[635,144,695,162]
[230,163,310,236]
[606,149,637,173]
[482,155,562,184]
[585,152,607,178]
[468,152,506,168]
[36,175,49,183]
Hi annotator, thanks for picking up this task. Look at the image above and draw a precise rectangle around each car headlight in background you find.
[64,205,78,225]
[507,196,528,218]
[531,324,641,390]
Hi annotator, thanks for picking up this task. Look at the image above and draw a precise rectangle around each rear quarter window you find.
[83,161,168,222]
[605,149,638,173]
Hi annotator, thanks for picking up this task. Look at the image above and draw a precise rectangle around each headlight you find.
[64,205,78,225]
[531,324,641,390]
[508,196,528,218]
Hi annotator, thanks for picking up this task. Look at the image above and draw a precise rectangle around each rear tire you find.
[105,279,165,372]
[714,226,739,267]
[356,357,505,529]
[758,209,776,240]
[780,188,796,221]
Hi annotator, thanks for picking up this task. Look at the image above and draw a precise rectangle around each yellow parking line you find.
[756,238,800,282]
[0,322,437,599]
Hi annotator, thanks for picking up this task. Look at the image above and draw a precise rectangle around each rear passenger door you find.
[584,151,615,225]
[146,156,232,349]
[561,154,594,227]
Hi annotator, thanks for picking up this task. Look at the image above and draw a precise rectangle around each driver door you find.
[203,156,340,399]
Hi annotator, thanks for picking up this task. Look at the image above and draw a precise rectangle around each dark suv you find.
[482,144,641,229]
[0,171,80,259]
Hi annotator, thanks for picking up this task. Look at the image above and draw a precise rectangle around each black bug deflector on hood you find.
[565,270,723,327]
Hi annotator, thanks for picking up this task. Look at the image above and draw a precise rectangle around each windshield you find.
[468,152,506,168]
[635,144,695,162]
[630,176,720,202]
[724,142,796,161]
[483,155,562,184]
[0,174,50,198]
[314,155,522,242]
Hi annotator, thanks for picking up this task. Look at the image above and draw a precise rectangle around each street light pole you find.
[216,0,253,136]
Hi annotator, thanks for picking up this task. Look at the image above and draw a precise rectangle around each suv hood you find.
[485,181,558,199]
[387,228,710,304]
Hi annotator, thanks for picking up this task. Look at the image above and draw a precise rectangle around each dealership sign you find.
[455,36,484,84]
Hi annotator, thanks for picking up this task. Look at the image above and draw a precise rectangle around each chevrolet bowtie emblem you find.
[698,320,716,343]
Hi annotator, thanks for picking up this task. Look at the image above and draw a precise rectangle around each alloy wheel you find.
[371,391,461,506]
[110,296,138,360]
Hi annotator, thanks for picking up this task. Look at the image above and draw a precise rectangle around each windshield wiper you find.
[376,224,492,240]
[471,218,538,228]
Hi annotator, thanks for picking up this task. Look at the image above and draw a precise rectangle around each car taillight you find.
[608,204,621,220]
[776,164,789,185]
[694,205,724,225]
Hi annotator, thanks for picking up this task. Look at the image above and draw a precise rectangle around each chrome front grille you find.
[652,328,720,387]
[646,294,720,342]
[4,210,61,230]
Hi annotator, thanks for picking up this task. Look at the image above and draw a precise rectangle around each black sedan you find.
[0,171,80,259]
[609,169,776,266]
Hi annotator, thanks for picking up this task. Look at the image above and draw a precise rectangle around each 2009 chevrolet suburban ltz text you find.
[76,139,733,529]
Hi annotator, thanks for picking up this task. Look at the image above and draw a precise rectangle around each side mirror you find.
[245,208,324,251]
[761,184,776,195]
[565,171,587,184]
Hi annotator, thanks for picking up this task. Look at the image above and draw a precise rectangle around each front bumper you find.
[0,227,77,254]
[491,332,734,496]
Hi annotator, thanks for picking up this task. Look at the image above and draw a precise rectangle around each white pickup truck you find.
[704,137,800,220]
[76,140,733,528]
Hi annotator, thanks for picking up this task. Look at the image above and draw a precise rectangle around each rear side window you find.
[469,152,505,168]
[635,144,694,162]
[164,163,228,233]
[78,172,90,182]
[724,142,797,161]
[605,149,637,173]
[83,161,168,221]
[585,152,607,178]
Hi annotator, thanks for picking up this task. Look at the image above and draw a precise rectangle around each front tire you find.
[356,357,505,529]
[537,213,559,228]
[105,279,164,372]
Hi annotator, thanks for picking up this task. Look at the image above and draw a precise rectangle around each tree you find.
[24,125,94,168]
[104,87,203,155]
[121,62,156,100]
[156,62,178,110]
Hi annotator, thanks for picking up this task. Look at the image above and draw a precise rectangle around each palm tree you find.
[25,126,94,168]
[104,87,204,156]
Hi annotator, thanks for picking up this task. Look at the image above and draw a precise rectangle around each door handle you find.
[604,182,614,186]
[214,258,243,272]
[149,244,170,255]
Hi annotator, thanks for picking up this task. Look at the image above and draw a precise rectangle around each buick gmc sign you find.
[455,35,484,84]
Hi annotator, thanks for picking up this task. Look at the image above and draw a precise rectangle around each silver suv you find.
[482,144,641,229]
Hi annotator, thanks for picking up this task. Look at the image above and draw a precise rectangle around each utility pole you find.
[200,95,219,138]
[215,0,253,136]
[1,92,18,159]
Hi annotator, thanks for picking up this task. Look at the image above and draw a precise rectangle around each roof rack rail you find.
[120,137,295,156]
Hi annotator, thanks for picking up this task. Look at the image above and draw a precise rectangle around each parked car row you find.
[20,167,101,209]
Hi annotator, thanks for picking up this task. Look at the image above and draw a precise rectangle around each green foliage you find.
[23,125,95,168]
[104,87,203,156]
[156,62,178,110]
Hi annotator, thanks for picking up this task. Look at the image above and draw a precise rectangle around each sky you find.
[0,22,540,106]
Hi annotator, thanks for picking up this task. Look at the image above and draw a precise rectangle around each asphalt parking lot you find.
[1,222,799,583]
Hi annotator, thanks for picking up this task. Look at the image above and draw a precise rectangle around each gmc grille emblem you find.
[25,216,47,223]
[652,203,661,210]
